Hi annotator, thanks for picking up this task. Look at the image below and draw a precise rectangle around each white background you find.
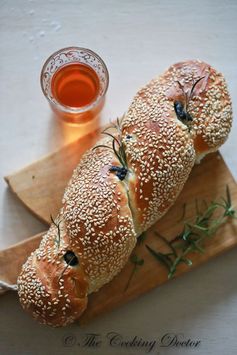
[0,0,237,354]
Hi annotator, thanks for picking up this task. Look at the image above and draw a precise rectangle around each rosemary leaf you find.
[226,184,231,207]
[145,245,172,271]
[146,186,236,280]
[189,76,205,99]
[154,231,177,257]
[137,232,147,244]
[94,115,128,173]
[124,254,144,291]
[190,241,205,254]
[92,144,114,152]
[112,137,124,166]
[182,228,192,241]
[50,214,61,248]
[102,131,121,147]
[180,258,193,266]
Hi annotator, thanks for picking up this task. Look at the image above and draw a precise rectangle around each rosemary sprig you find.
[146,186,236,279]
[124,254,144,292]
[175,76,205,126]
[137,231,147,244]
[93,116,128,168]
[187,76,205,111]
[50,214,61,248]
[177,76,205,113]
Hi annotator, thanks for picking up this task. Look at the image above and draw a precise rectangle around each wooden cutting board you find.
[5,130,101,225]
[2,133,237,325]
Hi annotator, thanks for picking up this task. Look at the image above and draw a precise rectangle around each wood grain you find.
[4,129,101,224]
[2,145,237,324]
[80,151,237,324]
[0,232,43,285]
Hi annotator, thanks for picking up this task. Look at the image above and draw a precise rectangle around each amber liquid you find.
[51,63,100,108]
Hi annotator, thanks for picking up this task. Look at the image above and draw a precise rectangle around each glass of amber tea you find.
[40,47,109,124]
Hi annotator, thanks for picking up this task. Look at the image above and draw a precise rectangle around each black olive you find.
[63,251,79,266]
[109,165,127,180]
[174,101,187,120]
[174,101,193,122]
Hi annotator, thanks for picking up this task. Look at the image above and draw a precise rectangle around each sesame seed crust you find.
[62,138,137,293]
[163,60,232,155]
[17,60,232,327]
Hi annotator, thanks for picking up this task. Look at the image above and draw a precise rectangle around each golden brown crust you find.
[18,140,137,326]
[123,120,195,231]
[121,60,232,229]
[17,222,89,326]
[17,60,232,326]
[163,60,232,154]
[62,140,137,293]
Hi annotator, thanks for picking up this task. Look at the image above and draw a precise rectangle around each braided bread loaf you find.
[18,60,232,326]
